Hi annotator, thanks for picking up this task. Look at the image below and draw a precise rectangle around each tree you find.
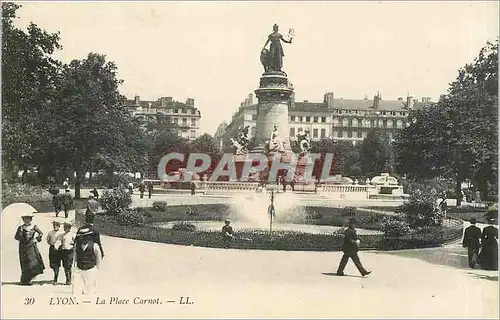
[2,3,63,182]
[54,53,141,198]
[359,130,393,178]
[394,41,498,206]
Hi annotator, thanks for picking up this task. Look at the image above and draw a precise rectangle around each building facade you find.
[223,92,433,146]
[125,95,202,141]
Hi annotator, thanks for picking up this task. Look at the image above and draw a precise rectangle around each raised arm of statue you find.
[281,34,292,44]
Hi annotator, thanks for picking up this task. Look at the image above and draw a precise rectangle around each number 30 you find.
[24,297,35,305]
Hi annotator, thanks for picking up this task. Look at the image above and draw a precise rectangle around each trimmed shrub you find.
[152,201,168,212]
[116,209,145,227]
[340,206,357,216]
[100,188,132,215]
[381,214,411,237]
[172,222,197,232]
[186,207,199,217]
[399,187,443,228]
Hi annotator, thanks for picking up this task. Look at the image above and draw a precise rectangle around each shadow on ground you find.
[466,272,499,282]
[321,272,364,279]
[2,280,54,286]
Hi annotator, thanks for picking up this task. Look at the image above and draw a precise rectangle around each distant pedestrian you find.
[52,190,63,217]
[462,218,482,268]
[61,190,73,219]
[90,188,99,200]
[290,180,295,192]
[190,181,196,196]
[147,183,153,199]
[57,222,75,285]
[63,178,70,192]
[47,221,62,285]
[15,213,45,285]
[128,182,134,194]
[222,219,235,248]
[336,217,371,277]
[478,218,498,271]
[86,194,99,218]
[72,228,102,296]
[138,182,145,199]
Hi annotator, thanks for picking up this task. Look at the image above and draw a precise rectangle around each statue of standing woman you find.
[261,24,294,72]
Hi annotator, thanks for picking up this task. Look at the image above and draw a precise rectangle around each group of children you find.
[47,221,75,285]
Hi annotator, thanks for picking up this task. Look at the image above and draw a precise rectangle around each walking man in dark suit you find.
[336,217,371,277]
[462,217,482,268]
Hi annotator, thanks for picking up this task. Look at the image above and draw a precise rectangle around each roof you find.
[331,99,430,111]
[125,99,199,111]
[291,102,331,113]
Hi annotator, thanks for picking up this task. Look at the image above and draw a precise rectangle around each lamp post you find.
[268,190,276,233]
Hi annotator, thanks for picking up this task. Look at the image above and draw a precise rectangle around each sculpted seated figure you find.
[267,125,285,153]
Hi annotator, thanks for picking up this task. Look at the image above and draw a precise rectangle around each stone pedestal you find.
[251,71,294,153]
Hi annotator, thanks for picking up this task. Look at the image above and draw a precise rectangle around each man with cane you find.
[336,217,372,277]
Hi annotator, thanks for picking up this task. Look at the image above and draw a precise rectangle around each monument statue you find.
[297,130,311,154]
[266,125,285,153]
[261,24,294,73]
[231,125,251,155]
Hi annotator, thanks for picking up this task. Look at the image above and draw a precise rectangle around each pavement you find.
[1,207,498,319]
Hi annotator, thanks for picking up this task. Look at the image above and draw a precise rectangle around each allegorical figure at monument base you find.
[261,24,294,72]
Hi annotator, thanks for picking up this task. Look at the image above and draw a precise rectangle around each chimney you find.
[303,100,309,103]
[406,96,414,109]
[289,92,295,108]
[244,98,249,106]
[240,102,244,108]
[186,98,194,107]
[373,94,380,109]
[324,92,334,107]
[134,95,140,105]
[248,93,253,105]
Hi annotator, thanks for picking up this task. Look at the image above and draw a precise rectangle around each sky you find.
[14,1,499,135]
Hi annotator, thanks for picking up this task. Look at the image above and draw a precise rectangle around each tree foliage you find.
[359,130,393,177]
[394,41,498,205]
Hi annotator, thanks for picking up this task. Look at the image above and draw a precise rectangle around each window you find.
[313,117,318,123]
[333,130,338,138]
[298,128,303,133]
[191,109,196,115]
[174,109,179,114]
[352,118,358,127]
[396,120,403,128]
[320,128,326,138]
[306,117,311,122]
[338,131,343,138]
[334,109,339,114]
[191,118,196,126]
[333,118,339,127]
[251,126,256,136]
[298,116,303,122]
[290,116,296,122]
[401,112,406,117]
[357,131,362,138]
[252,114,257,121]
[383,120,387,128]
[190,130,196,138]
[321,117,326,123]
[313,129,318,138]
[382,111,386,115]
[387,119,393,128]
[362,131,367,138]
[182,118,187,125]
[290,128,296,137]
[182,108,186,113]
[343,130,348,138]
[342,118,348,127]
[348,130,352,138]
